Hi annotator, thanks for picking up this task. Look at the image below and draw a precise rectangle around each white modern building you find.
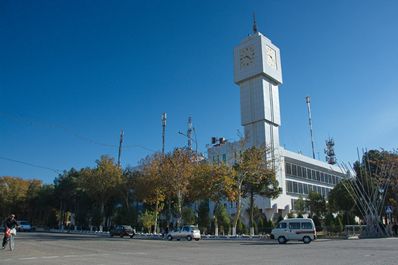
[207,24,347,221]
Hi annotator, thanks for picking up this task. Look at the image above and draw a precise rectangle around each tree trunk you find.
[214,202,219,236]
[177,189,182,227]
[249,188,254,236]
[154,199,159,234]
[232,183,242,236]
[100,200,105,232]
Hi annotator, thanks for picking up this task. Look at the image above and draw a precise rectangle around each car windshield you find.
[121,225,133,230]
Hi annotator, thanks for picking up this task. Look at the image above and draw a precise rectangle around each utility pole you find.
[305,96,316,159]
[162,113,167,155]
[187,116,193,151]
[117,129,124,167]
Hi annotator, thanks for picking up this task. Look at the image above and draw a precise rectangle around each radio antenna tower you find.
[305,96,316,159]
[187,116,193,150]
[325,137,336,165]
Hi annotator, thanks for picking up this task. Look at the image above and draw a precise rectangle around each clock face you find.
[266,45,277,69]
[239,46,255,69]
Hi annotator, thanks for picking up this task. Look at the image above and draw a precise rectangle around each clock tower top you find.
[233,29,283,85]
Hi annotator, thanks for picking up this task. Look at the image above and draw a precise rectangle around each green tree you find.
[197,200,210,234]
[140,210,156,233]
[295,196,306,215]
[79,156,123,231]
[181,207,196,225]
[190,162,235,235]
[233,146,281,235]
[135,153,166,233]
[162,148,196,227]
[307,191,327,217]
[214,204,230,235]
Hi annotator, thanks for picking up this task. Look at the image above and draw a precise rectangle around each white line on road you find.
[42,256,59,259]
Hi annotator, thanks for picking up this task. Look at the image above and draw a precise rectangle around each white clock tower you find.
[233,24,283,154]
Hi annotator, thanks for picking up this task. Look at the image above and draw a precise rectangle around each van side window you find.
[278,222,287,229]
[289,222,301,229]
[301,222,313,229]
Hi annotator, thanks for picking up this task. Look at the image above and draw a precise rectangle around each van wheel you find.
[194,238,200,241]
[278,236,287,244]
[167,235,173,241]
[186,235,192,241]
[303,236,311,244]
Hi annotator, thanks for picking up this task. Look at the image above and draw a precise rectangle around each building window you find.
[312,170,316,180]
[222,154,227,163]
[316,171,320,181]
[287,181,293,193]
[286,162,292,175]
[304,184,309,194]
[321,172,325,182]
[293,182,298,193]
[292,164,297,176]
[298,182,303,194]
[303,167,307,179]
[332,175,336,184]
[298,166,303,177]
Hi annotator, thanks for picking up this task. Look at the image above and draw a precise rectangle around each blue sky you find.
[1,0,397,183]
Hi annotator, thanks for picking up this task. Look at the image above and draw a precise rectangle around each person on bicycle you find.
[2,214,18,249]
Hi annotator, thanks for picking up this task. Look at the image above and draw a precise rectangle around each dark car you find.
[109,225,136,238]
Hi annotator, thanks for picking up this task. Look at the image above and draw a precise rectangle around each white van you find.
[271,218,316,244]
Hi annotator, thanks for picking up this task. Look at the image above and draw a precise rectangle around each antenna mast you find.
[252,12,258,33]
[305,96,316,159]
[161,113,167,155]
[325,137,336,165]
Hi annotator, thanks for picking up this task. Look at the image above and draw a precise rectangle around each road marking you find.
[42,256,59,259]
[19,257,38,260]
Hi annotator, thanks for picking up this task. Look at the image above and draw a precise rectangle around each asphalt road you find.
[1,232,397,265]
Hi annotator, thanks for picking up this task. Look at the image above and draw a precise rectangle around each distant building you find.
[207,25,346,221]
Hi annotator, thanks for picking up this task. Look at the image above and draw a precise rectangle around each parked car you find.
[16,220,34,232]
[109,225,136,238]
[271,218,316,244]
[166,225,201,241]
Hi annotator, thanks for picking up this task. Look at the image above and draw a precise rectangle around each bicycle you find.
[3,228,16,251]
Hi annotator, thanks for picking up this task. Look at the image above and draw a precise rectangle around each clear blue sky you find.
[1,0,397,183]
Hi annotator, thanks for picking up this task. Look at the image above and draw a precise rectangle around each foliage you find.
[307,191,327,217]
[197,200,210,233]
[79,156,122,228]
[214,204,230,235]
[140,210,156,233]
[295,196,306,215]
[181,207,196,225]
[162,148,195,226]
[232,145,281,233]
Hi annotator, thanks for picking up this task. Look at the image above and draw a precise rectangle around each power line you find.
[0,156,62,174]
[0,111,156,152]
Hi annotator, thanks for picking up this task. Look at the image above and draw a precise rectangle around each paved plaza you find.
[1,232,397,265]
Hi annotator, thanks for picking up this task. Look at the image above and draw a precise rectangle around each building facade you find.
[207,26,346,221]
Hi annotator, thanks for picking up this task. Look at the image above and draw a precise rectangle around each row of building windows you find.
[212,154,227,164]
[285,162,341,185]
[286,180,332,198]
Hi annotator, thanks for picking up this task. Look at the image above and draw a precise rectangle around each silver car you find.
[166,225,201,241]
